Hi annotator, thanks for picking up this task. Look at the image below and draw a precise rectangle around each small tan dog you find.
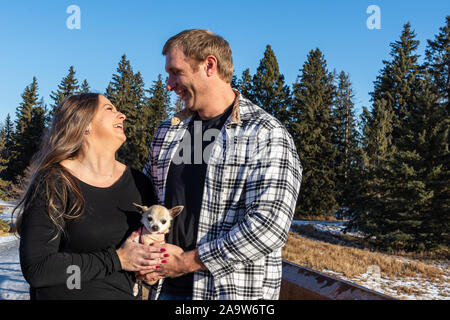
[132,203,184,297]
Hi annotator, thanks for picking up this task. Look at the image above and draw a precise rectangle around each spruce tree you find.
[0,129,9,199]
[50,66,80,115]
[1,114,14,161]
[139,74,171,166]
[237,68,253,102]
[6,77,46,182]
[230,74,238,89]
[251,45,290,125]
[79,79,91,93]
[350,23,448,251]
[425,16,449,108]
[105,55,147,170]
[290,48,338,218]
[332,71,361,210]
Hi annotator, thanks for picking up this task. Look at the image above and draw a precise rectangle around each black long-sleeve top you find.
[19,167,157,300]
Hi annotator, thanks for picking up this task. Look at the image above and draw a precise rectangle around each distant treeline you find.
[0,18,448,252]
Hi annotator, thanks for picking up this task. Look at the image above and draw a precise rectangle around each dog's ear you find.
[133,203,149,214]
[168,206,184,218]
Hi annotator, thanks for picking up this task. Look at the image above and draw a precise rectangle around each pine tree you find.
[237,68,254,102]
[332,71,361,210]
[425,16,449,108]
[290,48,338,218]
[423,17,450,248]
[139,74,171,166]
[6,77,46,182]
[50,66,80,115]
[1,114,14,161]
[0,128,9,199]
[105,55,147,170]
[79,79,90,93]
[230,74,238,89]
[251,45,290,125]
[350,23,448,251]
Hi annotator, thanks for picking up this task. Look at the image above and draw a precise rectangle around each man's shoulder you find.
[238,95,286,133]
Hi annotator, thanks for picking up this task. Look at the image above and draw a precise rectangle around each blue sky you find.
[0,0,449,122]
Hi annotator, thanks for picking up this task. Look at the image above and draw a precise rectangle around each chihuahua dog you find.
[132,203,184,297]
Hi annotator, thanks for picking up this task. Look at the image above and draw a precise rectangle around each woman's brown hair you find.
[13,93,100,239]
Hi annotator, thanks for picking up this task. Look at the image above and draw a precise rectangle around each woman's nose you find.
[118,112,126,121]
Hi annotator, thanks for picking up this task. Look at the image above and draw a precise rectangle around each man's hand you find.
[136,243,206,282]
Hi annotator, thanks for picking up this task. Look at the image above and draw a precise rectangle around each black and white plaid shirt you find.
[143,90,302,300]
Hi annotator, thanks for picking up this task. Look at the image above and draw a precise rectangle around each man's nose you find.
[166,76,176,91]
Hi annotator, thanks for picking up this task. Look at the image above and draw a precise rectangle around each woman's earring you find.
[85,129,90,135]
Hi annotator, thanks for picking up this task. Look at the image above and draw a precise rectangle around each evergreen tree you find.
[290,48,338,218]
[1,114,14,161]
[230,74,238,89]
[6,77,46,182]
[237,68,253,102]
[105,55,147,170]
[141,74,171,163]
[425,16,449,107]
[350,23,449,251]
[79,79,91,93]
[251,45,290,125]
[49,66,80,115]
[332,71,361,210]
[0,129,9,199]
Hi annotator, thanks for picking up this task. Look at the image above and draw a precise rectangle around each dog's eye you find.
[161,219,167,224]
[148,216,153,221]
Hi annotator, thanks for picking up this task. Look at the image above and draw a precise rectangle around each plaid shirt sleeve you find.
[197,125,302,279]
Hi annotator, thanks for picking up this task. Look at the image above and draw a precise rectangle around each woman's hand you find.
[116,231,165,272]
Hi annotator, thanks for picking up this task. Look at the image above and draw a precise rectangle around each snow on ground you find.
[0,236,29,300]
[291,220,450,300]
[0,200,15,221]
[0,200,29,300]
[291,219,365,238]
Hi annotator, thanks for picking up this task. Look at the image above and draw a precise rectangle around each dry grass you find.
[283,232,446,282]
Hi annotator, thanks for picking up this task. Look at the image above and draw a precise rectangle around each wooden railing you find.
[280,260,396,300]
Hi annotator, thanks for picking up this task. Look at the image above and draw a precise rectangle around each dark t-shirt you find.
[19,167,157,300]
[162,106,233,297]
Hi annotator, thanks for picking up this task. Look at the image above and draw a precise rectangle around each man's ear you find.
[205,55,217,77]
[133,203,149,214]
[169,206,184,218]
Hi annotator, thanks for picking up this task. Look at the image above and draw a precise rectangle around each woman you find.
[16,93,164,300]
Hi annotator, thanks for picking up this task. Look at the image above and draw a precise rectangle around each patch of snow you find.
[0,237,29,300]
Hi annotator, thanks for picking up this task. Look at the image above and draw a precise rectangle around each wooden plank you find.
[280,260,396,300]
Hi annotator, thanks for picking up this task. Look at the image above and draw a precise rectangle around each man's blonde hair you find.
[162,29,233,83]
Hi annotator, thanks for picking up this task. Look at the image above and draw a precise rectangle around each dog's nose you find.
[151,225,159,232]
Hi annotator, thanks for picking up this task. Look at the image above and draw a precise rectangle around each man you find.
[140,29,302,300]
